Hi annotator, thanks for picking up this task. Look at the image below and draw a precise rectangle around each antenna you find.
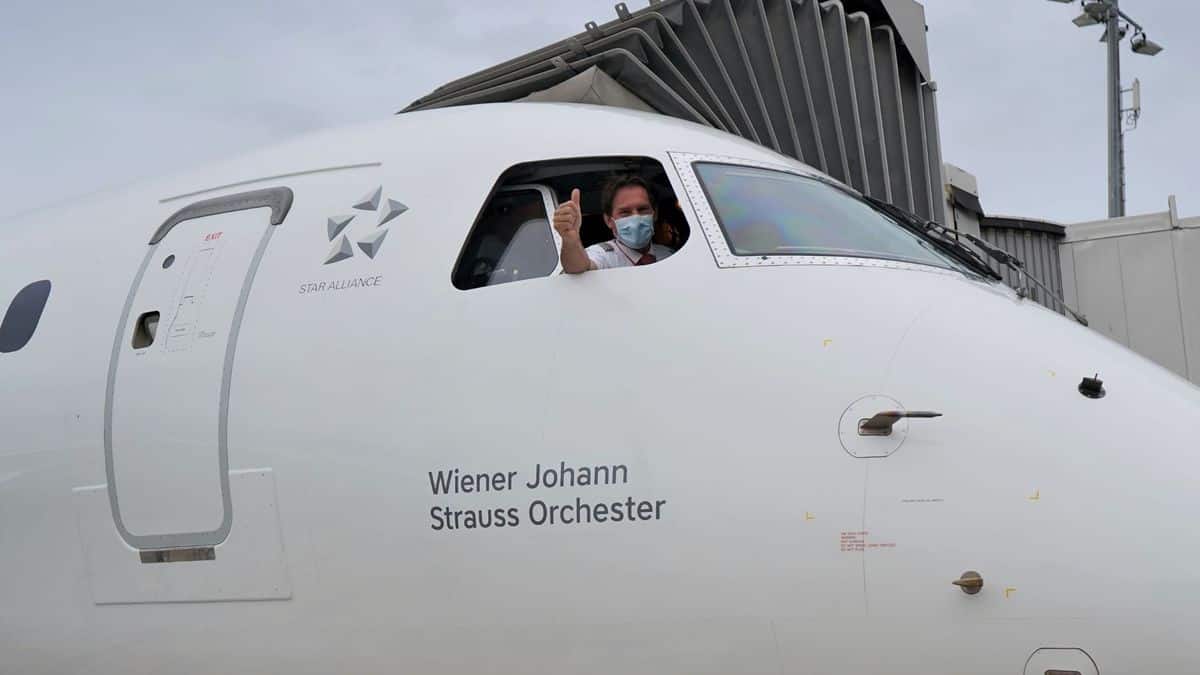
[1123,78,1141,131]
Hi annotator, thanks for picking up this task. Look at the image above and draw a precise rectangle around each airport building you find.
[944,166,1199,386]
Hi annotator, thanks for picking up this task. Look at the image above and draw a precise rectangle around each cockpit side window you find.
[453,156,692,290]
[452,186,559,290]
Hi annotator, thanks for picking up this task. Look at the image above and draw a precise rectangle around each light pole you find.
[1048,0,1163,218]
[1105,0,1124,218]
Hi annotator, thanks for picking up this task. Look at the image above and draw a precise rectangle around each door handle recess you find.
[858,410,942,436]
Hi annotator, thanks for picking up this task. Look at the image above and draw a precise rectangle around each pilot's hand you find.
[553,189,583,240]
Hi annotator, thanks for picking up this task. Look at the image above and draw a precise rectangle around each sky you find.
[2,0,1196,224]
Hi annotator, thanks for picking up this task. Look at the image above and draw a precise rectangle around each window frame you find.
[504,183,563,275]
[451,183,562,291]
[669,152,968,277]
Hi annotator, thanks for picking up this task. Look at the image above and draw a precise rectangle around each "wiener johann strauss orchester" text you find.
[427,461,666,531]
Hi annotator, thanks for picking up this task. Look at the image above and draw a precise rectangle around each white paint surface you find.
[73,469,291,604]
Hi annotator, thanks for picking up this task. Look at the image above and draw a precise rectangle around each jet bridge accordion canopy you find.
[403,0,946,223]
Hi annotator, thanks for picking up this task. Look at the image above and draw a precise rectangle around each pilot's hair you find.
[601,174,656,216]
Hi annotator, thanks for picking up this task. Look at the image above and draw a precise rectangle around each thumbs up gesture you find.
[553,188,583,240]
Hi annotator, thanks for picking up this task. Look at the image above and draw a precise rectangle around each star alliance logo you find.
[323,185,408,265]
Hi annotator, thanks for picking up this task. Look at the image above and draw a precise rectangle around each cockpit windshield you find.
[694,162,971,273]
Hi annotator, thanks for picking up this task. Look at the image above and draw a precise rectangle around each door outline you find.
[103,187,293,550]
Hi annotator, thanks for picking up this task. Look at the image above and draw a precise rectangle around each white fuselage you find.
[1,103,1198,674]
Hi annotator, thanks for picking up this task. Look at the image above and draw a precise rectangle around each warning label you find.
[840,531,896,552]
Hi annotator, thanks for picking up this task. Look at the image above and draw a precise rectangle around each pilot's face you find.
[605,186,655,231]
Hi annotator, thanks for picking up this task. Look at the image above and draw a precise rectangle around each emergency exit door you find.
[104,188,292,550]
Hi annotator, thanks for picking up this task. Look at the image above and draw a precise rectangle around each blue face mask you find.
[614,214,654,250]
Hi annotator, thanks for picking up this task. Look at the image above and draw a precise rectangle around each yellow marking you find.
[822,339,834,348]
[1005,587,1017,599]
[1028,489,1040,502]
[804,512,816,521]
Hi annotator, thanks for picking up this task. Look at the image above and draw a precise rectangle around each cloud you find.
[2,0,1196,223]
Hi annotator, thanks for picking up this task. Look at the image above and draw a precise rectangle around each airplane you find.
[1,101,1198,675]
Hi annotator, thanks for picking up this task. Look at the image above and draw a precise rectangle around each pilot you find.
[552,175,675,274]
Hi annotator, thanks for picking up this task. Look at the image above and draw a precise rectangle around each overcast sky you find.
[2,0,1196,223]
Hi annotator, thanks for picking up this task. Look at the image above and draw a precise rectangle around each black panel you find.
[0,280,52,354]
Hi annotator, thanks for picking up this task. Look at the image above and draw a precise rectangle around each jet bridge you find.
[404,0,946,223]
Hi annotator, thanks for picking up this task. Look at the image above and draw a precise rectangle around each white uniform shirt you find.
[585,239,675,270]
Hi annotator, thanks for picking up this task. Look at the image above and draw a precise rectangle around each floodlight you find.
[1131,34,1163,55]
[1073,12,1100,27]
[1046,0,1074,3]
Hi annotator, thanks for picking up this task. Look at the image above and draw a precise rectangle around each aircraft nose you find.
[865,279,1200,628]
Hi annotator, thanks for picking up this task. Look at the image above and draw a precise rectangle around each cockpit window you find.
[454,157,692,290]
[694,162,966,271]
[453,187,559,290]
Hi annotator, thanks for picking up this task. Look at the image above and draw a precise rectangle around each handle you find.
[150,187,294,245]
[858,410,942,436]
[952,570,984,595]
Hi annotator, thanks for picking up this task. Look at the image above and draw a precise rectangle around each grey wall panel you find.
[1016,231,1033,300]
[701,0,781,151]
[982,225,1066,315]
[1119,232,1189,376]
[1028,232,1044,306]
[428,50,709,126]
[1072,240,1130,344]
[1049,234,1064,312]
[590,50,710,124]
[921,87,945,223]
[1033,233,1051,309]
[897,56,930,220]
[584,28,725,129]
[1176,228,1200,382]
[764,0,828,171]
[1060,243,1080,309]
[1041,233,1060,309]
[819,1,869,192]
[423,20,728,130]
[794,0,851,183]
[1024,233,1039,304]
[846,12,888,200]
[737,0,804,159]
[670,0,755,137]
[871,25,912,210]
[1049,233,1064,310]
[649,8,742,132]
[1062,223,1200,384]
